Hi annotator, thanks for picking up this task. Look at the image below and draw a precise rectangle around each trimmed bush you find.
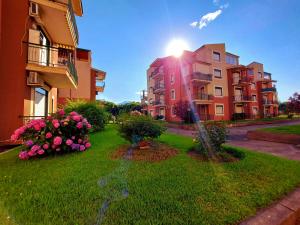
[11,110,92,160]
[196,121,227,155]
[118,114,166,143]
[64,99,108,132]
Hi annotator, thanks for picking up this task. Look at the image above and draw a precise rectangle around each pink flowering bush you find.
[11,110,92,160]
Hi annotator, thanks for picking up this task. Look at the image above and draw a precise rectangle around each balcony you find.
[261,87,277,93]
[153,100,165,106]
[96,81,105,93]
[233,95,254,102]
[151,67,163,79]
[191,72,212,83]
[31,0,79,46]
[262,100,279,105]
[153,84,165,93]
[193,93,214,104]
[232,76,252,85]
[26,42,78,88]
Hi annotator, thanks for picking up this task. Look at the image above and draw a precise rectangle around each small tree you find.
[118,114,166,144]
[174,100,194,123]
[287,92,300,114]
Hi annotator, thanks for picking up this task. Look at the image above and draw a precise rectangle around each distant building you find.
[58,48,106,105]
[147,43,278,122]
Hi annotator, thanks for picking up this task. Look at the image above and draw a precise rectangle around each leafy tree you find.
[174,100,194,123]
[287,92,300,114]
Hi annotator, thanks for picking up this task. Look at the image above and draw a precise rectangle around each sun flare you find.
[166,39,189,57]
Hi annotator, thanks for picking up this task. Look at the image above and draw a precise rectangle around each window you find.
[252,107,258,115]
[248,69,254,75]
[214,69,222,78]
[171,89,176,100]
[215,105,224,115]
[251,83,256,90]
[171,106,176,116]
[214,87,223,96]
[258,72,262,79]
[213,51,221,61]
[226,55,237,65]
[170,74,175,84]
[252,95,257,101]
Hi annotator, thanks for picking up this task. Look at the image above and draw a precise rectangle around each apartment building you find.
[147,43,278,122]
[0,0,83,141]
[57,48,106,105]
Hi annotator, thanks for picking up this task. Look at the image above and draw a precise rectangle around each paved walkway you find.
[168,120,300,161]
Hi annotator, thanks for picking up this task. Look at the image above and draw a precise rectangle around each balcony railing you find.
[67,0,79,44]
[191,72,212,82]
[151,67,163,78]
[262,100,279,105]
[153,84,165,92]
[233,95,254,102]
[153,100,165,106]
[261,87,276,92]
[233,76,252,85]
[27,42,78,85]
[198,114,213,121]
[193,93,214,101]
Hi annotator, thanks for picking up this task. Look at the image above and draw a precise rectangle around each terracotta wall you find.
[0,0,29,141]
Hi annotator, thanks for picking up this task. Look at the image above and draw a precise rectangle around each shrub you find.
[231,113,246,121]
[11,110,92,160]
[196,121,227,154]
[64,99,108,132]
[118,114,166,143]
[288,113,294,119]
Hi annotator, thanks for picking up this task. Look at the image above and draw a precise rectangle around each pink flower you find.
[87,123,92,129]
[78,139,82,144]
[46,132,52,139]
[25,140,34,147]
[69,111,78,116]
[85,142,91,148]
[53,123,60,128]
[33,124,41,131]
[66,139,73,146]
[31,145,40,152]
[19,151,29,160]
[76,122,83,129]
[28,150,36,157]
[43,143,49,150]
[37,149,45,155]
[39,121,46,128]
[11,134,18,141]
[52,119,60,128]
[58,109,65,116]
[51,144,57,149]
[79,145,86,151]
[53,136,62,146]
[73,115,81,122]
[71,136,75,140]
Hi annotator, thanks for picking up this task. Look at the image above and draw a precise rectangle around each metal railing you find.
[26,42,78,85]
[233,95,254,102]
[262,100,279,105]
[153,100,165,106]
[261,87,276,92]
[153,83,165,92]
[67,0,79,44]
[193,93,214,101]
[191,72,212,82]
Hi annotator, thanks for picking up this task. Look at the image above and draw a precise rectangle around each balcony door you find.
[39,31,50,66]
[34,88,48,117]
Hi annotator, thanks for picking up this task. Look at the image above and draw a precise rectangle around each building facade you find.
[57,48,106,105]
[147,43,278,122]
[0,0,84,142]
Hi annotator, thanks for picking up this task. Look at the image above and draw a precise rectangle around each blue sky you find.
[77,0,300,103]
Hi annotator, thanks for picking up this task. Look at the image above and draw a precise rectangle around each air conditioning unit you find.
[29,2,39,17]
[27,72,44,87]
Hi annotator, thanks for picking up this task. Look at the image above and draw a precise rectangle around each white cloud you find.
[220,3,229,9]
[190,21,198,27]
[198,9,222,29]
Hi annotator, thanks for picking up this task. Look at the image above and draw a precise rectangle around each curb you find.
[240,187,300,225]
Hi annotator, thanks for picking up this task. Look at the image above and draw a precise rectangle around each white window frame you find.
[170,73,175,84]
[215,104,224,116]
[252,107,258,115]
[213,68,222,78]
[252,94,257,101]
[214,86,223,97]
[171,105,176,117]
[251,83,256,90]
[171,89,176,100]
[213,51,221,62]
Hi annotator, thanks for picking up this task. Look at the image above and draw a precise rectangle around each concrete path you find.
[168,120,300,161]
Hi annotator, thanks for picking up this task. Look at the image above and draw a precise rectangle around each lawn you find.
[260,124,300,135]
[1,126,300,225]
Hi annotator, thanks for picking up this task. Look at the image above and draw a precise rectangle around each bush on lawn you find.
[64,99,108,132]
[196,121,227,155]
[118,114,166,144]
[11,110,92,160]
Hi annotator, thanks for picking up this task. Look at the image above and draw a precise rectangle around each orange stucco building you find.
[147,43,279,122]
[57,48,106,105]
[0,0,105,142]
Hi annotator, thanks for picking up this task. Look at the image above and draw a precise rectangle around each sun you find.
[166,39,189,57]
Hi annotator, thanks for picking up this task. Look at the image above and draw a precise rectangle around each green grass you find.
[1,126,300,225]
[260,124,300,135]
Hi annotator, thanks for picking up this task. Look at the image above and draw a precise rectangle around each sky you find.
[76,0,300,103]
